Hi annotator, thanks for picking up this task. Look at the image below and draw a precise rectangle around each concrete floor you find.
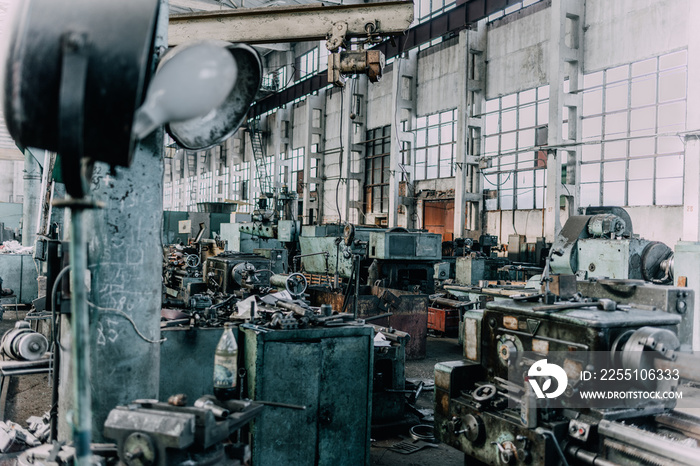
[369,335,465,466]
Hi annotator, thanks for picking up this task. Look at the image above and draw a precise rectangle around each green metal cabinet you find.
[242,325,374,466]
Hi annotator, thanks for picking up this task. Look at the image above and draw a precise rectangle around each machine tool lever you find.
[532,298,617,312]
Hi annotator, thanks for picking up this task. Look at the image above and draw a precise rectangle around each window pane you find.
[428,126,439,145]
[517,188,534,209]
[629,158,653,180]
[519,105,536,128]
[583,89,603,115]
[440,123,453,143]
[628,180,654,206]
[501,154,516,170]
[657,101,686,130]
[582,144,601,162]
[428,114,439,126]
[659,50,687,70]
[603,181,625,205]
[658,136,684,154]
[485,136,499,156]
[520,89,536,104]
[582,117,602,138]
[630,77,656,107]
[605,111,628,137]
[485,114,500,134]
[581,163,600,183]
[426,164,438,179]
[656,177,683,205]
[603,161,626,181]
[605,83,629,112]
[501,132,516,152]
[485,99,499,113]
[631,58,656,77]
[629,137,655,157]
[603,140,626,160]
[607,65,629,83]
[502,94,517,109]
[659,70,686,102]
[656,154,684,178]
[519,129,535,148]
[427,146,439,165]
[415,162,426,180]
[537,102,548,125]
[584,72,603,88]
[630,107,656,133]
[580,183,601,207]
[502,109,517,132]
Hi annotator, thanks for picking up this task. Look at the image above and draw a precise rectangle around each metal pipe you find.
[353,255,361,319]
[22,148,42,247]
[69,207,92,466]
[566,445,620,466]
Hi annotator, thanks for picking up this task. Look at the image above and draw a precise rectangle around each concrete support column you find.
[389,51,417,228]
[346,75,367,226]
[303,95,325,225]
[273,108,290,191]
[21,148,42,246]
[545,0,584,242]
[682,0,700,241]
[339,82,355,224]
[454,21,486,238]
[58,2,166,441]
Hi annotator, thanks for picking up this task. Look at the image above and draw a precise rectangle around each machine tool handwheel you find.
[186,254,200,268]
[286,273,308,297]
[473,384,498,402]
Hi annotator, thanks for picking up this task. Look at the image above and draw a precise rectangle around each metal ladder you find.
[248,118,272,200]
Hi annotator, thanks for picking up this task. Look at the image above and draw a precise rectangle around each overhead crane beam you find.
[168,0,414,47]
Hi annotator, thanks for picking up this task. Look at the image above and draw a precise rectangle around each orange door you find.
[423,201,454,242]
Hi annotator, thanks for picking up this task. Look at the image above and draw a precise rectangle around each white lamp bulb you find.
[133,41,238,140]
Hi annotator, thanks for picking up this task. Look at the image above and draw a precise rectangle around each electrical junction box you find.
[368,231,441,261]
[178,220,191,234]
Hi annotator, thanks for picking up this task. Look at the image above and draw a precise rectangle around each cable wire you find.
[87,301,166,344]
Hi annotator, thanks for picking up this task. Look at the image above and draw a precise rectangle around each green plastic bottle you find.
[213,322,238,400]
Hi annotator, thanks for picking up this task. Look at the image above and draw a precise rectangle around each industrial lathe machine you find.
[435,287,700,465]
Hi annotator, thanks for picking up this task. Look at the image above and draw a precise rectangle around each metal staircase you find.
[248,118,273,200]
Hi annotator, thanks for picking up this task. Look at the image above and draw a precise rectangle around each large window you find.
[290,147,305,193]
[482,86,549,210]
[365,126,391,214]
[414,109,457,181]
[231,163,250,211]
[415,0,456,23]
[295,48,318,82]
[579,51,687,207]
[263,66,288,91]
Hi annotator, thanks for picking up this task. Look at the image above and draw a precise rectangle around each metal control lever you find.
[532,298,617,313]
[491,441,515,464]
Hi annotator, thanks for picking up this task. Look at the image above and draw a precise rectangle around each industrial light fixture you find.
[1,0,161,198]
[165,42,262,151]
[132,41,239,140]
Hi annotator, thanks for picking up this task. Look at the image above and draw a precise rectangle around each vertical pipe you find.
[22,148,42,246]
[69,207,92,465]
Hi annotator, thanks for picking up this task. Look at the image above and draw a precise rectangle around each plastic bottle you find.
[213,322,238,400]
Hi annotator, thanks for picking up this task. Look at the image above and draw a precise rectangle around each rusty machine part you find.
[104,398,262,466]
[436,289,700,466]
[1,321,49,361]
